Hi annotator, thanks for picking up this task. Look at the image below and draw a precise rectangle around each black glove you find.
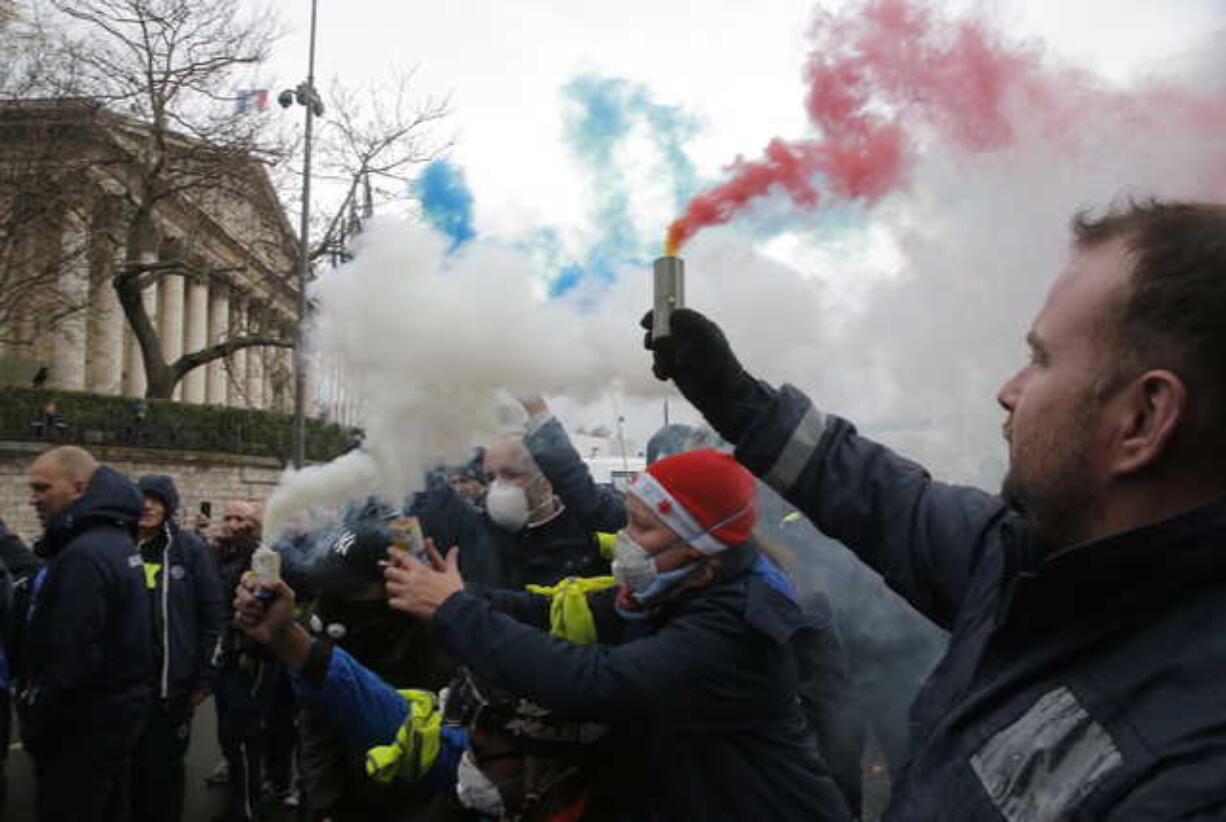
[640,308,764,442]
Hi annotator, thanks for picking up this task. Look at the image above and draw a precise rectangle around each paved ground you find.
[5,702,300,822]
[5,709,895,821]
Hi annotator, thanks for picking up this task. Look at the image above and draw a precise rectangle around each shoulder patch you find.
[971,686,1121,821]
[128,555,143,569]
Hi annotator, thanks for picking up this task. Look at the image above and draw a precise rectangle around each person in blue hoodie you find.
[130,474,224,822]
[18,446,152,822]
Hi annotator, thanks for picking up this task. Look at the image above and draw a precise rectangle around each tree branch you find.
[171,334,294,379]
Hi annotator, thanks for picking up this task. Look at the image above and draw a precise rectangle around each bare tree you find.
[277,70,453,265]
[14,0,292,399]
[0,12,97,370]
[3,0,452,400]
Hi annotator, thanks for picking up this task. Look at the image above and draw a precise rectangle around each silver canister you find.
[652,256,685,341]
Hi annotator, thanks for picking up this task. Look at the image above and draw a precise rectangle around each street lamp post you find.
[283,0,323,469]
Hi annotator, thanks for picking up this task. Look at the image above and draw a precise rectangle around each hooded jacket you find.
[16,466,152,750]
[136,475,225,698]
[735,383,1226,820]
[432,542,852,822]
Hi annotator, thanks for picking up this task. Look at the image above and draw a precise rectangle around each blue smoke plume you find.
[413,159,476,252]
[549,74,703,297]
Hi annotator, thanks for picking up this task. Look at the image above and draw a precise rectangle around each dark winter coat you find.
[136,475,225,698]
[215,539,263,668]
[736,383,1226,820]
[431,541,852,822]
[16,466,152,752]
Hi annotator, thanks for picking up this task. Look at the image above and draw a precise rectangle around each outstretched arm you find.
[643,308,1013,628]
[735,385,1010,628]
[522,398,627,533]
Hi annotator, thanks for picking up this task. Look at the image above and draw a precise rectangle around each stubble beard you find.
[1001,403,1102,549]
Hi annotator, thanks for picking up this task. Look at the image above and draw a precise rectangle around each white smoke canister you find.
[652,256,685,341]
[252,544,282,600]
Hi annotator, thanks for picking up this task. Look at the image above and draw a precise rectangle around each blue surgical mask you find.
[611,532,701,604]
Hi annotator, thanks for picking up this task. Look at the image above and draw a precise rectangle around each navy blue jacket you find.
[736,383,1226,820]
[432,543,851,821]
[17,466,152,750]
[137,475,225,698]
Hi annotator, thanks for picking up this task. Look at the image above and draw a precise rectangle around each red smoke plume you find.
[665,0,1226,253]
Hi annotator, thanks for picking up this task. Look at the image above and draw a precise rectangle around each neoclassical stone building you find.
[0,98,301,411]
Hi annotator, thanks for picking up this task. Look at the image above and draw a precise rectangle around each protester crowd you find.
[1,198,1224,821]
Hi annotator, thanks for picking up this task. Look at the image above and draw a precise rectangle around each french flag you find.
[235,89,269,114]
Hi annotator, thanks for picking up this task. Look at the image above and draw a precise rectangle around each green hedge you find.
[0,387,361,462]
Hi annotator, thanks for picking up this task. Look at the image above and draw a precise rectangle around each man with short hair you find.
[19,446,152,822]
[644,200,1226,817]
[130,475,224,822]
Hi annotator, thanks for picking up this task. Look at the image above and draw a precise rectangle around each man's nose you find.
[997,371,1023,412]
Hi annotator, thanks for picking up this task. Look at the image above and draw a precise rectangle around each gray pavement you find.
[3,701,295,822]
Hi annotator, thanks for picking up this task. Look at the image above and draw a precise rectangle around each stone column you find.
[86,238,125,396]
[230,297,249,408]
[122,270,159,397]
[182,276,209,403]
[284,322,298,414]
[158,273,185,400]
[206,283,230,406]
[269,317,288,412]
[53,212,89,390]
[245,304,265,409]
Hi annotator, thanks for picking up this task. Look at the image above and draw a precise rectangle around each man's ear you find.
[1114,369,1186,475]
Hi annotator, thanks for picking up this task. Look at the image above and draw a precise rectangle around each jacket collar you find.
[1005,495,1226,634]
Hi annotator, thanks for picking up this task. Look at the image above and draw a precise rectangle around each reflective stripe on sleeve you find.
[763,404,827,492]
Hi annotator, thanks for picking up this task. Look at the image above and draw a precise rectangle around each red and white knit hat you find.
[628,449,757,554]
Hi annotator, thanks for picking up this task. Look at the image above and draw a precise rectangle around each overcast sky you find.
[255,0,1222,234]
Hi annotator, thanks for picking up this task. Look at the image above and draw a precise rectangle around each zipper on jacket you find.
[161,523,172,699]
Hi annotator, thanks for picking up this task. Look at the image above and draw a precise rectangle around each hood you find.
[645,424,722,465]
[137,474,180,518]
[39,466,142,557]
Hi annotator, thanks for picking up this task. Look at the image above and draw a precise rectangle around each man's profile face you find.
[28,458,86,525]
[996,238,1133,545]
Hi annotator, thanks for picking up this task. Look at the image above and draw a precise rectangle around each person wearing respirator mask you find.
[405,397,623,594]
[469,437,614,589]
[382,449,852,822]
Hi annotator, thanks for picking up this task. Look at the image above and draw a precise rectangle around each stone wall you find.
[0,440,284,544]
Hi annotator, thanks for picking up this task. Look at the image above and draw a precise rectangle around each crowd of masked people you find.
[2,199,1225,821]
